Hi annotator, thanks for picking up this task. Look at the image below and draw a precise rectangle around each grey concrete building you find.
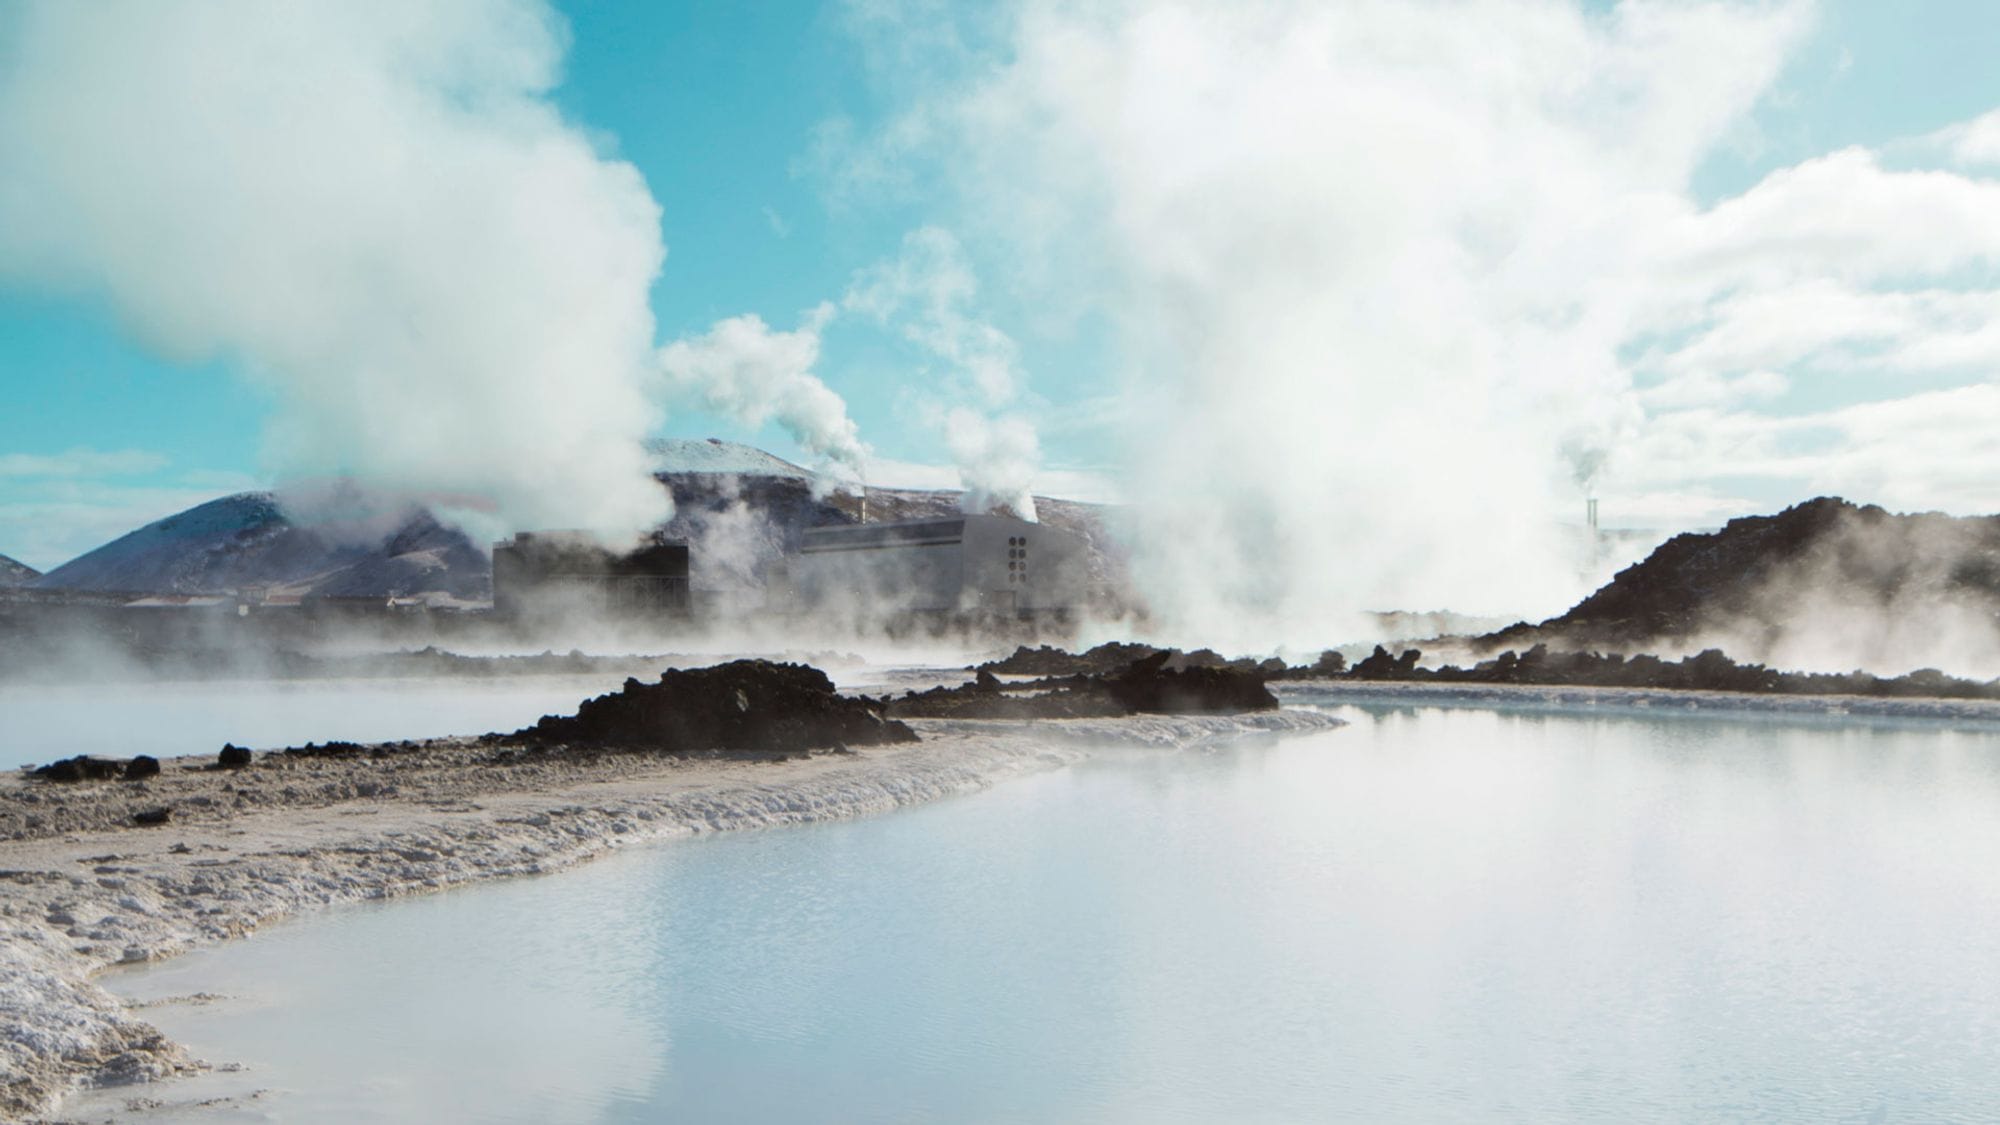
[789,514,1086,619]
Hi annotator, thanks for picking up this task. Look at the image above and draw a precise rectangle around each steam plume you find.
[941,410,1040,522]
[654,306,869,477]
[0,0,671,542]
[846,228,1041,519]
[833,0,1817,645]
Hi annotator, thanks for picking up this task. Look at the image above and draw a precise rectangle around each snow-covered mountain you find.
[0,552,39,586]
[33,493,488,600]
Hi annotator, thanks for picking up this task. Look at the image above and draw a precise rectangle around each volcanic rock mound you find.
[509,659,917,755]
[29,756,129,783]
[1478,497,2000,674]
[895,650,1279,719]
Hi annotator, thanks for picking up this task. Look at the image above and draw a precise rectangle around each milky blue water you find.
[0,677,636,771]
[97,693,2000,1123]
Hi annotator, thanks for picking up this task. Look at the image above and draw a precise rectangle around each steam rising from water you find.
[0,0,671,543]
[833,0,1820,647]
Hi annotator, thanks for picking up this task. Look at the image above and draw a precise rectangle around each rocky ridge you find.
[1476,497,2000,673]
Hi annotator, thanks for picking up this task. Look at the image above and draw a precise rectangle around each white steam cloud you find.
[942,409,1040,521]
[654,306,869,477]
[830,0,1835,646]
[0,1,671,543]
[846,228,1041,519]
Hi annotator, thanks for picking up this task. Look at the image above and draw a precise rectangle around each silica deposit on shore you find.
[0,700,1335,1120]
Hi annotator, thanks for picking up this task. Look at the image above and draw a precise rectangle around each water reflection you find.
[96,704,2000,1122]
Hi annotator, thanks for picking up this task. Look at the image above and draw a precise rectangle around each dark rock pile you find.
[1312,642,2000,700]
[1106,651,1282,713]
[282,740,384,760]
[971,637,2000,703]
[507,659,917,755]
[890,676,1128,720]
[1348,646,1421,680]
[29,756,135,783]
[894,650,1279,719]
[980,642,1169,676]
[979,641,1285,679]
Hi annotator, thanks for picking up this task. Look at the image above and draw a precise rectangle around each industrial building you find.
[491,531,691,620]
[789,514,1086,620]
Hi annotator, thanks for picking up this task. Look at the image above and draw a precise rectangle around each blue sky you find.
[0,0,1117,567]
[5,0,2000,631]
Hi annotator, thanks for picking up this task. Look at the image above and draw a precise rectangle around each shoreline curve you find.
[0,709,1339,1121]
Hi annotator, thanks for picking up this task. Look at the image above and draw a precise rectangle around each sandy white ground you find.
[0,710,1337,1122]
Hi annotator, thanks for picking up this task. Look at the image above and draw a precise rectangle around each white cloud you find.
[862,455,1121,505]
[844,226,1023,406]
[0,448,169,478]
[1612,384,2000,516]
[0,470,263,571]
[1925,107,2000,169]
[1637,368,1790,412]
[1663,147,2000,289]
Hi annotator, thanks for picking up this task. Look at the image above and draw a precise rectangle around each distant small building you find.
[491,531,691,620]
[790,514,1085,619]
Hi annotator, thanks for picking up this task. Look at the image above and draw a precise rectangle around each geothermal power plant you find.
[488,512,1087,630]
[0,440,1108,652]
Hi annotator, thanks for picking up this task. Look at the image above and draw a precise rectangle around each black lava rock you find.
[31,756,125,783]
[893,650,1278,718]
[508,660,918,755]
[1105,651,1279,714]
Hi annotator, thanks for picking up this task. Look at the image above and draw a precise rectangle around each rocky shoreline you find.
[0,706,1337,1122]
[983,640,2000,703]
[1275,678,2000,728]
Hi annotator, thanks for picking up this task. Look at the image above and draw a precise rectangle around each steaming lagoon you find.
[79,689,2000,1123]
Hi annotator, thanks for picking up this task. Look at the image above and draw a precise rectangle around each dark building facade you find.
[491,531,691,620]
